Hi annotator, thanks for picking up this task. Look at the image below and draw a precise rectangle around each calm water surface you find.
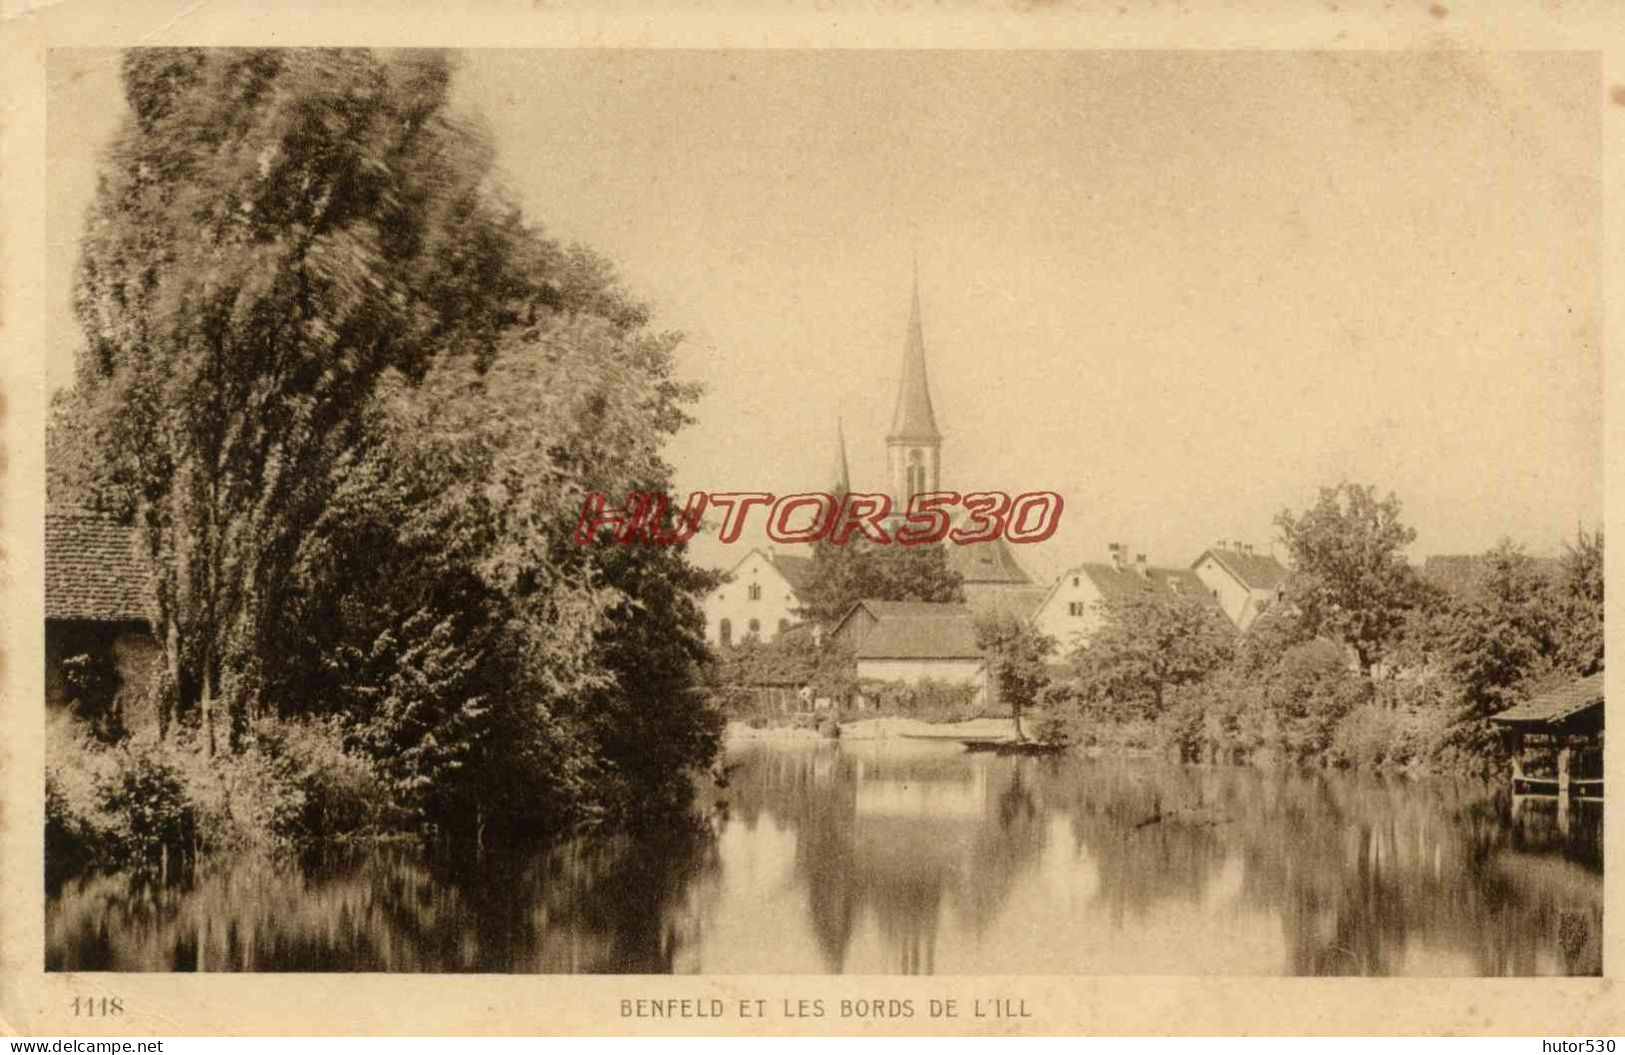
[47,739,1602,974]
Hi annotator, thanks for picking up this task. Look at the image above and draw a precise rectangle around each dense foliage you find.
[711,628,857,701]
[794,504,964,627]
[1274,483,1424,674]
[1053,483,1602,777]
[972,611,1057,736]
[53,48,721,854]
[1066,593,1236,719]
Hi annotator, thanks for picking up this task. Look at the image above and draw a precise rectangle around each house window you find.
[719,618,732,646]
[778,618,790,634]
[1068,601,1086,617]
[1072,576,1080,588]
[748,583,762,601]
[748,618,761,637]
[907,449,925,498]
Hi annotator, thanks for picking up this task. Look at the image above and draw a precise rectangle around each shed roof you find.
[45,507,153,624]
[1490,673,1604,727]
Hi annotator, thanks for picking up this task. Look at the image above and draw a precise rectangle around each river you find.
[46,737,1602,974]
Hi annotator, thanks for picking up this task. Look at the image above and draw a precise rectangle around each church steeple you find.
[887,269,942,444]
[885,269,944,512]
[831,418,851,494]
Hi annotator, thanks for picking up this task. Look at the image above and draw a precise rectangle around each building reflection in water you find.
[48,740,1600,975]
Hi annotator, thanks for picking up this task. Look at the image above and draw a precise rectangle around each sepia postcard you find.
[1,0,1622,1037]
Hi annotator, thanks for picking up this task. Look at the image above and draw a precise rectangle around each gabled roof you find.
[887,274,941,443]
[769,552,816,596]
[1146,567,1222,604]
[1077,562,1221,607]
[1489,673,1604,727]
[965,584,1050,622]
[45,507,153,623]
[839,600,983,660]
[1193,548,1289,591]
[716,547,814,599]
[842,599,971,622]
[948,535,1033,586]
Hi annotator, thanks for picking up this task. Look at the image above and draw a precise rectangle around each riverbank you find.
[725,715,1025,745]
[48,736,1603,975]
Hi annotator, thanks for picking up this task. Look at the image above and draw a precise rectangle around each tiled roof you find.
[1422,553,1563,595]
[1078,563,1223,609]
[848,599,970,621]
[848,601,983,660]
[1489,673,1604,727]
[45,507,153,623]
[948,536,1033,585]
[965,584,1050,622]
[769,553,816,596]
[1196,548,1290,591]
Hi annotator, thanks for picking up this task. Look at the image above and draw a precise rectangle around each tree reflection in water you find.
[47,742,1600,975]
[47,818,724,973]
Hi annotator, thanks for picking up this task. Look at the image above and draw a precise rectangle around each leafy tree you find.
[714,628,856,702]
[1437,539,1560,718]
[1262,639,1371,760]
[1554,527,1603,676]
[796,527,963,627]
[1233,601,1312,676]
[1274,483,1423,674]
[973,611,1056,739]
[1068,594,1235,719]
[74,49,508,750]
[62,652,124,744]
[66,48,720,839]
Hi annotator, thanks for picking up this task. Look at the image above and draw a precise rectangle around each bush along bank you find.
[46,717,400,888]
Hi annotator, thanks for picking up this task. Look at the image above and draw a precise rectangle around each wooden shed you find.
[1490,673,1603,820]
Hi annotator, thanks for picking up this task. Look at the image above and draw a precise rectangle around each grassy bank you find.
[46,716,401,887]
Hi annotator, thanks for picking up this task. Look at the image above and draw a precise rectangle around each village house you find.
[44,506,162,739]
[1190,542,1291,632]
[1031,544,1222,654]
[701,547,814,647]
[829,599,989,706]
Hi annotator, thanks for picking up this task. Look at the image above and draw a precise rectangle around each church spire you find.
[831,418,851,494]
[887,269,942,443]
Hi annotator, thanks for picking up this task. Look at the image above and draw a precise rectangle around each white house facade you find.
[1032,545,1223,654]
[1190,544,1290,632]
[702,548,815,647]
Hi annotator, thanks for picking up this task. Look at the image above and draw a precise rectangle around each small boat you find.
[989,740,1068,757]
[960,739,1068,756]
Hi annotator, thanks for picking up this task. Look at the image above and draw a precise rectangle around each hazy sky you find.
[48,50,1602,580]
